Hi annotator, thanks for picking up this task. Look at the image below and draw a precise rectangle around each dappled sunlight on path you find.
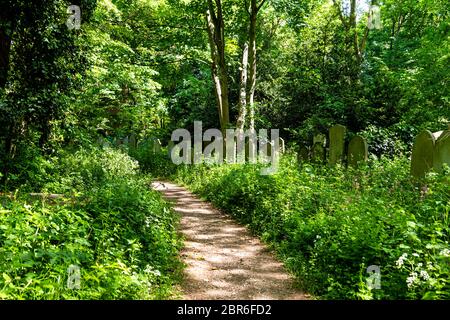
[152,181,309,300]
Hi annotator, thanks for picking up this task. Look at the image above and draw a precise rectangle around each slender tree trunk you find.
[246,0,258,130]
[236,43,248,131]
[333,0,374,77]
[205,0,229,131]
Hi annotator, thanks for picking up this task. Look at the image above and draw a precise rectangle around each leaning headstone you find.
[312,134,326,163]
[411,130,435,178]
[329,125,346,165]
[347,136,368,167]
[433,126,450,173]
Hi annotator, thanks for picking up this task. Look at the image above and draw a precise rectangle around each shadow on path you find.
[152,181,309,300]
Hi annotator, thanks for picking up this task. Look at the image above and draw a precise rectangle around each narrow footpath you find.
[152,181,309,300]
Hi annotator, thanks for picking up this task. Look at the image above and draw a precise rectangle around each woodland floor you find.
[152,181,310,300]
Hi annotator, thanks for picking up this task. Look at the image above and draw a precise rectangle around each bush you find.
[174,153,450,299]
[129,142,177,178]
[0,147,182,299]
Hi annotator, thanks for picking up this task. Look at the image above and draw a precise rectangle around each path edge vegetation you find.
[0,147,184,300]
[136,149,450,300]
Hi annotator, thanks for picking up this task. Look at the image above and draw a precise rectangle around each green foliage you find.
[0,0,448,301]
[174,154,450,299]
[0,147,182,299]
[129,142,177,179]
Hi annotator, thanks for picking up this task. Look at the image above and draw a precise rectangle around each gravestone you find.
[266,139,272,158]
[411,130,435,178]
[329,125,346,165]
[347,136,368,167]
[264,138,283,158]
[129,134,137,149]
[152,139,162,153]
[279,138,285,154]
[298,145,309,163]
[245,140,257,163]
[167,140,175,159]
[433,126,450,173]
[312,134,326,163]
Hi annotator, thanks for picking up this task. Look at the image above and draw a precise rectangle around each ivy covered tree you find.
[0,0,97,178]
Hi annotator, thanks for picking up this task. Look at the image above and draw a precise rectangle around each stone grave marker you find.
[433,127,450,173]
[312,134,326,163]
[329,125,346,165]
[411,130,435,178]
[297,145,309,163]
[279,137,285,154]
[167,140,175,159]
[347,136,368,167]
[152,138,162,153]
[129,134,137,149]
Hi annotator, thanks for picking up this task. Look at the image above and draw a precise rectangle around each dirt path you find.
[152,181,309,300]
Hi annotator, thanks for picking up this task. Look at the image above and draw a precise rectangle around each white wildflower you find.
[412,253,420,257]
[420,270,430,281]
[439,249,450,257]
[406,272,418,288]
[396,253,408,268]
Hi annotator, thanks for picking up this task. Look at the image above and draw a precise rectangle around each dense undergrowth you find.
[143,147,449,300]
[0,147,182,299]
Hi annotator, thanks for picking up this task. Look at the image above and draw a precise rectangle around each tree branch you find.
[245,0,251,16]
[332,0,348,29]
[257,0,268,12]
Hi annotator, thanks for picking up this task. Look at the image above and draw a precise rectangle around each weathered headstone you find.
[96,137,109,147]
[297,145,309,163]
[279,137,285,154]
[312,134,326,163]
[167,140,175,159]
[329,125,346,165]
[245,140,257,163]
[123,136,129,145]
[263,137,284,157]
[190,146,195,164]
[152,139,162,153]
[129,134,137,149]
[433,127,450,173]
[411,130,435,178]
[347,136,368,167]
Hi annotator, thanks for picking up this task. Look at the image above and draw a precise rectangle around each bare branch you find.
[257,0,268,12]
[245,0,251,16]
[332,0,347,29]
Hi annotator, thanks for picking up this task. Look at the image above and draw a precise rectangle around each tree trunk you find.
[205,0,230,132]
[246,0,258,131]
[236,43,248,131]
[0,28,12,88]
